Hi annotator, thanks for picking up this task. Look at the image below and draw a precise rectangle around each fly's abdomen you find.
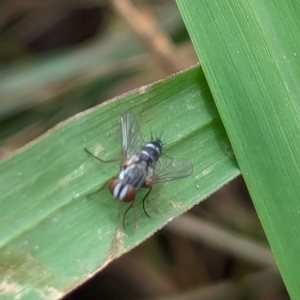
[139,140,162,167]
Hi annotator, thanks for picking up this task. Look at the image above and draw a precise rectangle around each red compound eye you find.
[122,184,135,202]
[108,178,119,195]
[109,178,136,202]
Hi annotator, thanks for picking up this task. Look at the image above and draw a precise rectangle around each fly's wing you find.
[121,112,145,162]
[149,155,194,184]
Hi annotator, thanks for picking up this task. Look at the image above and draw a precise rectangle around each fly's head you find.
[109,178,136,202]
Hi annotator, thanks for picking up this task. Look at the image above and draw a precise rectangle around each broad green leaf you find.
[176,0,300,298]
[0,66,239,299]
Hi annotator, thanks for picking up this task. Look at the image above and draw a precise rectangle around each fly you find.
[85,112,193,228]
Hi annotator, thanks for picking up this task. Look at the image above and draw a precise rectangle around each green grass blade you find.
[0,66,239,299]
[176,0,300,297]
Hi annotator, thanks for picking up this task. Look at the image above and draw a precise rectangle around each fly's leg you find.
[123,201,135,229]
[122,202,139,229]
[85,147,118,197]
[87,180,108,198]
[122,187,152,228]
[84,148,120,163]
[143,184,161,215]
[142,186,152,218]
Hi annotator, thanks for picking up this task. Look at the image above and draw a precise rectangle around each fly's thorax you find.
[109,178,136,202]
[118,162,148,190]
